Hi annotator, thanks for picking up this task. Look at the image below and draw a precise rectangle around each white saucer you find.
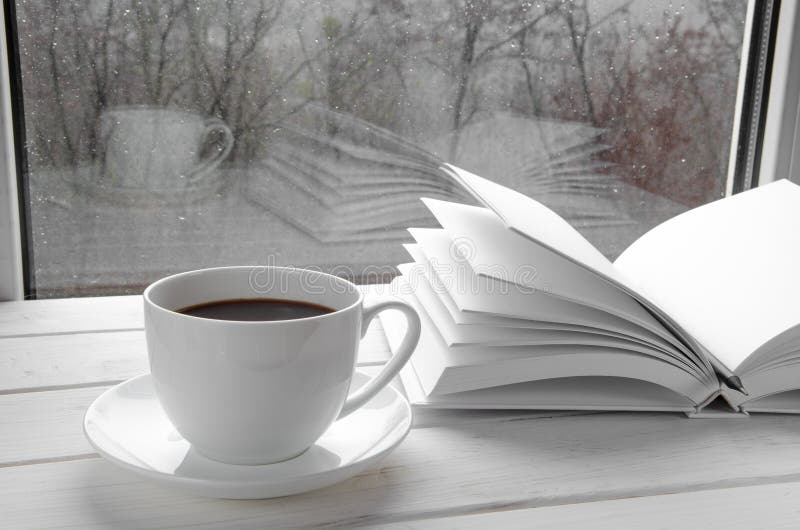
[83,371,412,499]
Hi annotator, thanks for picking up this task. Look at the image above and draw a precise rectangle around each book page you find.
[421,198,682,344]
[405,230,712,377]
[400,254,560,328]
[443,163,714,375]
[614,180,800,371]
[397,261,691,360]
[399,250,695,357]
[736,323,800,375]
[409,227,641,329]
[741,389,800,413]
[382,277,713,402]
[397,364,695,412]
[446,164,619,281]
[400,261,699,372]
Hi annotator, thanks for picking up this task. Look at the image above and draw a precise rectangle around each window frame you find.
[0,0,791,301]
[725,0,782,194]
[0,0,22,301]
[758,0,800,185]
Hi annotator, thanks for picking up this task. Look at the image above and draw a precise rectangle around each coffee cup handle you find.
[337,298,421,419]
[187,118,234,183]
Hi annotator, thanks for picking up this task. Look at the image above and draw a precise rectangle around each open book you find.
[380,165,800,417]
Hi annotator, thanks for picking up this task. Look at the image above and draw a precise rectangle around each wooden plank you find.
[3,444,800,529]
[0,375,586,471]
[0,322,390,393]
[9,287,800,527]
[409,407,597,429]
[2,365,408,467]
[0,331,148,393]
[6,385,800,520]
[0,386,104,465]
[373,481,800,529]
[0,368,569,465]
[0,296,143,337]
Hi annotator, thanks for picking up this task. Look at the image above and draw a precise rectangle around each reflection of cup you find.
[100,107,233,191]
[143,266,421,465]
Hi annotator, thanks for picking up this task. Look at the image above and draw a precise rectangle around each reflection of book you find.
[244,128,470,243]
[244,109,628,244]
[381,165,800,417]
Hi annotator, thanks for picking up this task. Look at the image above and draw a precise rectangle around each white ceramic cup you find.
[101,106,234,191]
[143,266,420,465]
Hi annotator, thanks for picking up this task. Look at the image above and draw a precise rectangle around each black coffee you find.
[177,298,335,321]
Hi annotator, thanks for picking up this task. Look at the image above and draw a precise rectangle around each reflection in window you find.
[15,0,746,297]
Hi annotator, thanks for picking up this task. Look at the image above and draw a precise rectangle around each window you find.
[5,0,762,298]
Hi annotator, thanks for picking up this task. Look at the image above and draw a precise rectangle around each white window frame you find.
[759,0,800,185]
[0,2,23,301]
[0,0,794,301]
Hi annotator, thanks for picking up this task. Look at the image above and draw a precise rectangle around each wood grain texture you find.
[4,441,800,529]
[0,372,583,466]
[0,296,143,337]
[373,481,800,529]
[5,388,800,527]
[4,288,800,528]
[0,331,147,393]
[0,386,105,465]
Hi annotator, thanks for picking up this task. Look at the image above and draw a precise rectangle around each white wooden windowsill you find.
[3,285,800,529]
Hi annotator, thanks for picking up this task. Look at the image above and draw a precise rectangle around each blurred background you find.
[12,0,746,297]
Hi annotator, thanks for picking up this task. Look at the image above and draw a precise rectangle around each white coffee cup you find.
[101,106,234,191]
[143,266,420,465]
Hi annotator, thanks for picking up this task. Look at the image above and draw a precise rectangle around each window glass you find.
[14,0,747,297]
